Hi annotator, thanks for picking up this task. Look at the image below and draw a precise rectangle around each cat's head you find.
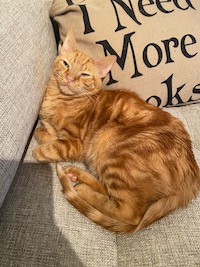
[53,30,116,96]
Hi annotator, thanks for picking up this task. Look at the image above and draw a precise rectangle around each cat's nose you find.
[66,76,74,84]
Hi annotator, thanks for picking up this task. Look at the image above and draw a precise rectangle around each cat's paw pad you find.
[67,173,78,182]
[63,166,82,183]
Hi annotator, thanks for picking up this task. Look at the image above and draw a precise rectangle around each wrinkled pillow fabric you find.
[50,0,200,107]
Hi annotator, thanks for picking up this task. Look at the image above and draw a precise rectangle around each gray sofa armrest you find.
[0,0,57,206]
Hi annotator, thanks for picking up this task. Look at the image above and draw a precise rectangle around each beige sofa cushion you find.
[0,104,200,266]
[50,0,200,107]
[0,0,57,206]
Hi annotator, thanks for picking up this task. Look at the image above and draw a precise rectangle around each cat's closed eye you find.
[63,60,69,68]
[81,73,91,77]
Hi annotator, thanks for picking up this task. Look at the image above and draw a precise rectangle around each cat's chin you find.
[59,85,78,96]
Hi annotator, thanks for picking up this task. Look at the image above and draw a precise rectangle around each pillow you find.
[50,0,200,107]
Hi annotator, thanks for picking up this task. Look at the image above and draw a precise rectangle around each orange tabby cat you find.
[33,30,200,233]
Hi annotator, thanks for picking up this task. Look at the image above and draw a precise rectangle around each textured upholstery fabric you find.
[0,0,57,206]
[0,104,200,266]
[0,0,200,266]
[0,138,118,267]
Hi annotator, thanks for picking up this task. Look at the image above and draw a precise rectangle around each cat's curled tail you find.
[135,167,200,232]
[57,164,200,233]
[134,188,199,233]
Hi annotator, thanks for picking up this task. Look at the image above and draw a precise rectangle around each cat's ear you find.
[95,55,117,78]
[60,30,77,55]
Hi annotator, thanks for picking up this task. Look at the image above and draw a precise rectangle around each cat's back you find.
[97,89,174,129]
[88,89,200,203]
[88,89,195,172]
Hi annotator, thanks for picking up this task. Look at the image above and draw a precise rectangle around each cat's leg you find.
[57,164,116,213]
[73,182,140,225]
[57,164,140,232]
[33,139,82,162]
[57,165,129,220]
[34,127,57,144]
[63,166,108,195]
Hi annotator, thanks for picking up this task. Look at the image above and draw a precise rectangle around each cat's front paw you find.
[63,166,83,183]
[34,127,44,144]
[33,144,60,162]
[34,127,55,144]
[33,145,50,162]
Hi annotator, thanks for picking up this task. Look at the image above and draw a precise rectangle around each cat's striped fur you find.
[33,31,200,233]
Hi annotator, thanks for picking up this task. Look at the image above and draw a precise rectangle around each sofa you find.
[0,1,200,266]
